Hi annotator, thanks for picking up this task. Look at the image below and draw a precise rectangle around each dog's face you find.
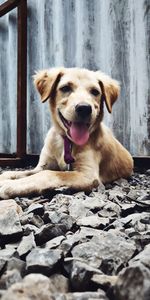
[34,68,120,146]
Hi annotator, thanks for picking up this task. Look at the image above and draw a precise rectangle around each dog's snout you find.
[75,103,92,118]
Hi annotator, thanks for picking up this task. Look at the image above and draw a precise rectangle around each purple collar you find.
[63,135,75,165]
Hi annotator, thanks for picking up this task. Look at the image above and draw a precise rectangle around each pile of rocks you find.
[0,168,149,300]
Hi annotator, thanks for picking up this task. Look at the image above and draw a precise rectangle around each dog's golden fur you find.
[0,68,133,199]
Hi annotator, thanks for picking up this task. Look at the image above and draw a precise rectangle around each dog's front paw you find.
[0,179,13,188]
[0,171,20,181]
[0,184,15,199]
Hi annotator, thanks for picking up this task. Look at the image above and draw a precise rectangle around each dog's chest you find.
[53,138,70,171]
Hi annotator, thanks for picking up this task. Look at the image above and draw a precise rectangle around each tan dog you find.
[0,68,133,199]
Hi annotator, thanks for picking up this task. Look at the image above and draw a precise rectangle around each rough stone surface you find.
[26,248,63,275]
[114,264,150,300]
[0,168,149,300]
[0,200,22,245]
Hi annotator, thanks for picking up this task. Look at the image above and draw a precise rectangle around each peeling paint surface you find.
[0,0,149,156]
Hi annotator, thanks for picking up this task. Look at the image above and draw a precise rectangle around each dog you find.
[0,67,133,199]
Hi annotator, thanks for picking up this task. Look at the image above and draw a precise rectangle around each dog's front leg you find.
[0,169,100,199]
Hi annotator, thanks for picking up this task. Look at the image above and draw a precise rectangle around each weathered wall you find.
[0,0,149,156]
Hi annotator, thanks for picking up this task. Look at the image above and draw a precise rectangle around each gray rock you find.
[120,203,137,217]
[0,272,69,298]
[0,200,22,245]
[44,211,75,231]
[146,169,150,175]
[112,212,150,231]
[108,187,126,201]
[65,259,102,291]
[35,224,67,246]
[20,212,34,225]
[127,190,139,201]
[26,248,62,275]
[17,232,36,257]
[76,215,109,229]
[0,248,17,260]
[71,232,136,274]
[64,291,108,300]
[0,258,6,274]
[0,269,22,290]
[68,195,106,219]
[26,203,44,215]
[115,264,150,300]
[60,227,104,256]
[129,244,150,268]
[20,212,44,228]
[68,198,92,219]
[7,257,25,275]
[48,274,69,293]
[45,236,65,249]
[45,194,73,214]
[91,273,118,288]
[99,202,121,218]
[1,273,55,300]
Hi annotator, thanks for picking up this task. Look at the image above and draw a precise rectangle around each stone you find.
[0,248,17,260]
[114,264,150,300]
[26,203,44,215]
[108,187,126,201]
[68,195,106,219]
[0,200,23,245]
[35,224,67,246]
[1,273,55,300]
[48,274,69,293]
[65,259,102,291]
[2,272,71,300]
[91,273,118,288]
[100,202,121,217]
[45,236,65,249]
[0,269,22,290]
[60,227,104,256]
[65,291,108,300]
[7,257,25,276]
[26,248,62,275]
[129,244,150,268]
[44,211,75,231]
[76,215,109,229]
[17,232,36,258]
[68,198,92,219]
[112,212,150,231]
[71,232,136,274]
[20,212,44,228]
[127,190,139,201]
[0,258,6,274]
[45,194,73,214]
[146,169,150,175]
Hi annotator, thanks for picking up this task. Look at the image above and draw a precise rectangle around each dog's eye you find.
[90,88,100,96]
[60,85,72,93]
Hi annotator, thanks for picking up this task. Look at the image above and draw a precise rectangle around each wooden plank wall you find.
[0,0,149,156]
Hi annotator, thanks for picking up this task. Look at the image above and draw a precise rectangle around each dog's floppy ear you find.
[96,71,120,113]
[33,68,64,102]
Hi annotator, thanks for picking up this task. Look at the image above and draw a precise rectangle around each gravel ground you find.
[0,167,149,300]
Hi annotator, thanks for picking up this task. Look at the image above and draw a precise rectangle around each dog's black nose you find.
[75,103,92,118]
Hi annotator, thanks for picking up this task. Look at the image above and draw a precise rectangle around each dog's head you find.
[34,68,120,146]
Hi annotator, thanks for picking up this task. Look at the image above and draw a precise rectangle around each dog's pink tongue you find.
[70,122,89,146]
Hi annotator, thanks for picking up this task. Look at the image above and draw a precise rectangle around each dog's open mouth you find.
[58,110,90,146]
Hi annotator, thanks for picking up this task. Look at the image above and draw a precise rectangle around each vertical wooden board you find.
[0,9,17,154]
[129,0,149,155]
[107,0,131,150]
[8,9,17,154]
[27,0,46,154]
